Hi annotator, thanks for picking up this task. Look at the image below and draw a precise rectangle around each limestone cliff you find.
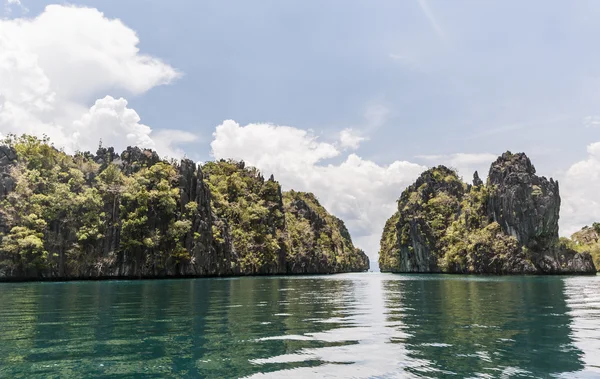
[487,152,560,250]
[571,223,600,271]
[0,136,368,280]
[283,190,369,273]
[379,152,596,274]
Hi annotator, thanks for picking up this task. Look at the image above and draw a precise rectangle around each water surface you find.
[1,273,599,378]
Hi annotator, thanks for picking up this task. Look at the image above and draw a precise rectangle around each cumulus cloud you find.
[560,141,600,236]
[0,4,188,157]
[415,153,498,182]
[2,5,180,99]
[339,128,366,150]
[72,96,154,151]
[70,96,197,158]
[336,103,387,151]
[211,120,425,260]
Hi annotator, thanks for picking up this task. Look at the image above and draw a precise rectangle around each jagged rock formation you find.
[284,191,369,273]
[570,223,600,271]
[379,152,596,274]
[487,152,560,250]
[0,136,368,280]
[379,166,465,272]
[572,224,600,245]
[202,160,288,275]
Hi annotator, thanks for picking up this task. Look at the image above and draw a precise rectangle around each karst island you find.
[379,152,597,274]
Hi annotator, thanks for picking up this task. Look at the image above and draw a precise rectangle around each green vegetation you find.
[378,211,401,270]
[283,190,368,273]
[0,135,204,277]
[570,224,600,271]
[379,165,532,273]
[380,154,597,274]
[202,160,286,274]
[0,135,368,279]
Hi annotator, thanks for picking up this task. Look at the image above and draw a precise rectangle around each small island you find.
[379,152,597,274]
[0,135,368,281]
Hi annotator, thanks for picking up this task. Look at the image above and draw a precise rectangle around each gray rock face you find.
[0,148,231,280]
[379,152,596,274]
[0,147,17,240]
[0,145,368,280]
[535,248,596,274]
[178,159,220,276]
[398,218,440,273]
[283,191,370,274]
[119,146,161,175]
[381,166,463,273]
[487,152,560,251]
[472,171,483,187]
[0,146,16,197]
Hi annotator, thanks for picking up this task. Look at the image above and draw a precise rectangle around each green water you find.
[0,274,599,378]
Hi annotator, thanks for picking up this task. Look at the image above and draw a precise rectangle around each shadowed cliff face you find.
[379,152,596,274]
[487,152,560,251]
[378,166,464,273]
[571,224,600,271]
[0,136,368,280]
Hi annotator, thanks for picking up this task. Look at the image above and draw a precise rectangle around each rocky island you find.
[379,152,597,274]
[0,135,368,280]
[568,223,600,271]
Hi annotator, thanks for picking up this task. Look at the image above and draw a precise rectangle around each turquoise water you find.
[0,274,599,378]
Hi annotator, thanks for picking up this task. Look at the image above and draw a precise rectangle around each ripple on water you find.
[0,274,599,378]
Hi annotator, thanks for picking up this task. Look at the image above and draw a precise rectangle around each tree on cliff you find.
[570,224,600,271]
[0,134,368,279]
[379,152,596,274]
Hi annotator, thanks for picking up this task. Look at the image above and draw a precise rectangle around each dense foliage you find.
[0,135,368,279]
[0,135,205,278]
[283,190,369,273]
[569,223,600,271]
[378,166,525,273]
[379,154,596,274]
[202,160,286,274]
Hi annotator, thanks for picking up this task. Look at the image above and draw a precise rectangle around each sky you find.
[1,0,600,263]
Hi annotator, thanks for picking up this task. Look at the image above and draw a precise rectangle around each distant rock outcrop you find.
[379,152,596,274]
[571,223,600,271]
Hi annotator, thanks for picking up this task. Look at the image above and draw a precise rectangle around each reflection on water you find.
[560,276,600,378]
[384,277,586,378]
[0,274,599,378]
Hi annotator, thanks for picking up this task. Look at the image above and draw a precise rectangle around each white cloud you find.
[339,128,366,150]
[211,120,339,169]
[72,96,153,151]
[336,103,387,151]
[415,152,497,182]
[560,141,600,236]
[152,129,199,160]
[2,5,180,99]
[211,120,425,260]
[0,5,188,157]
[71,96,197,158]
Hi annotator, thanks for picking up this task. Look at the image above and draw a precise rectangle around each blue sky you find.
[2,0,600,260]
